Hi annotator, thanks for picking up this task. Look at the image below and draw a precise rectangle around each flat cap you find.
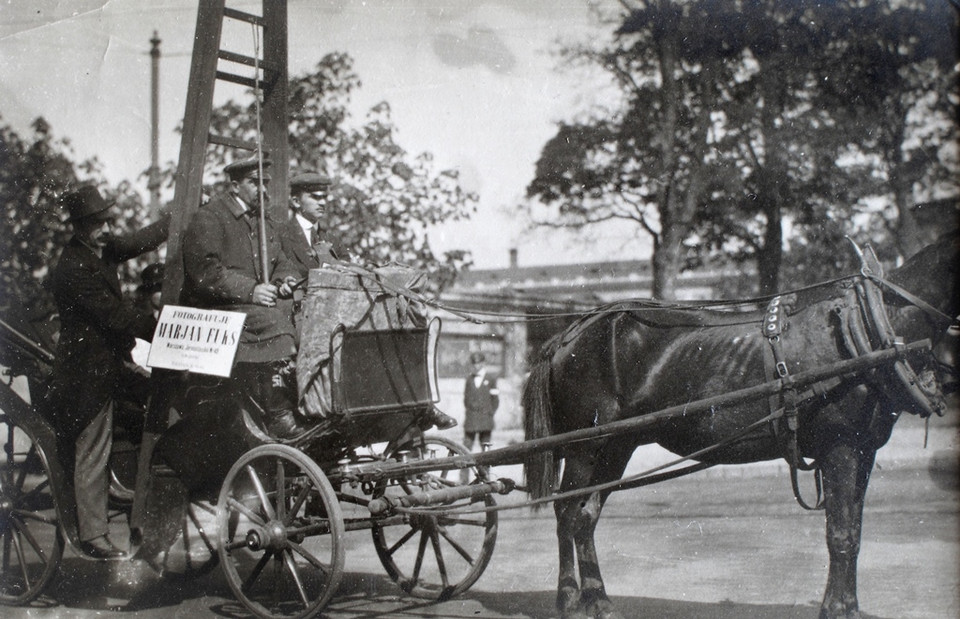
[290,171,333,193]
[224,154,272,182]
[62,185,114,222]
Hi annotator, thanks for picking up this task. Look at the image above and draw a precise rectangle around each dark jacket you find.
[277,215,351,279]
[181,192,298,363]
[463,371,499,433]
[45,218,168,438]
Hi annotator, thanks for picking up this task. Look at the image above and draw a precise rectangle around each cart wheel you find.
[146,500,219,579]
[0,420,63,604]
[371,435,497,601]
[216,444,344,619]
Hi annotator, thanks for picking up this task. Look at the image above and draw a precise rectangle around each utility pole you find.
[148,31,161,213]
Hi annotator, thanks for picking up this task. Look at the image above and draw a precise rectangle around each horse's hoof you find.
[819,608,861,619]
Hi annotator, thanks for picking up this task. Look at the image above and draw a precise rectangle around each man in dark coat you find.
[279,170,351,279]
[45,185,168,559]
[463,352,499,450]
[181,155,304,438]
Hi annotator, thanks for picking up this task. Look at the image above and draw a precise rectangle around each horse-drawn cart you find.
[1,235,956,619]
[0,268,506,617]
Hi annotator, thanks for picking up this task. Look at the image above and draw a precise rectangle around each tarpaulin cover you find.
[296,264,427,417]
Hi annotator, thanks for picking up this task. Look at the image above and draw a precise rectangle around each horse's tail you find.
[522,334,562,506]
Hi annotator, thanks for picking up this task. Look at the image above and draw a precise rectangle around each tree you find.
[525,0,958,298]
[527,0,746,299]
[203,53,478,291]
[814,0,959,258]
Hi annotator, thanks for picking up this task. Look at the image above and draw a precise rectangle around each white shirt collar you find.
[295,213,313,242]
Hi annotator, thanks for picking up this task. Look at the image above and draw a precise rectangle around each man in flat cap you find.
[181,155,306,438]
[280,170,352,279]
[44,184,168,559]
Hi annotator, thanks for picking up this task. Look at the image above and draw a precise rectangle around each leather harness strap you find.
[762,296,824,510]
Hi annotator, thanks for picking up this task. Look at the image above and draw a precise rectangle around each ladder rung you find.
[216,70,262,89]
[223,7,263,27]
[218,49,279,74]
[208,133,257,151]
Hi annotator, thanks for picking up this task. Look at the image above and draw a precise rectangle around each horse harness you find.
[763,243,951,510]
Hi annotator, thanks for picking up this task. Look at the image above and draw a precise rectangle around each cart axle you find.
[368,478,515,516]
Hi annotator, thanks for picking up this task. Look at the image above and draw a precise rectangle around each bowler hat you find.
[138,263,165,294]
[290,171,333,193]
[62,185,114,222]
[224,154,272,182]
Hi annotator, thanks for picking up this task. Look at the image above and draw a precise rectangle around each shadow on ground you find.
[27,559,924,619]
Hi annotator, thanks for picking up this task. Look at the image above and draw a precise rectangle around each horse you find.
[522,233,958,619]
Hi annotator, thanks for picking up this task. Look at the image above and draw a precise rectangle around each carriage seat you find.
[322,318,451,446]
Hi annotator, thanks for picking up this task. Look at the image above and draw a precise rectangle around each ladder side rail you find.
[161,0,228,305]
[261,0,289,221]
[133,0,228,540]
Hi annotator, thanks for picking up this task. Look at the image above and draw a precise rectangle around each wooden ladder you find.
[131,0,290,540]
[162,0,290,302]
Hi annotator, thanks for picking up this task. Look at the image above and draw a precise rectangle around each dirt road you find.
[9,454,956,619]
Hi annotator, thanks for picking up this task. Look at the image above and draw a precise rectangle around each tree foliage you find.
[202,53,478,291]
[0,117,156,320]
[525,0,958,298]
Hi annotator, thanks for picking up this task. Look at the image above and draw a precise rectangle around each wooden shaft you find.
[355,339,932,478]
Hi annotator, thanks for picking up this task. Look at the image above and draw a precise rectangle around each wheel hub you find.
[245,520,289,552]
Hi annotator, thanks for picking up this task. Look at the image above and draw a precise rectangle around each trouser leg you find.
[236,360,304,439]
[75,400,113,542]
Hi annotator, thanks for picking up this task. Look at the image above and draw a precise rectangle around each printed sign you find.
[146,305,245,377]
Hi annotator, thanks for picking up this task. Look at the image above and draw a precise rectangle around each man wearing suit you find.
[45,185,168,559]
[279,170,351,279]
[463,352,499,450]
[181,155,305,439]
[278,169,457,431]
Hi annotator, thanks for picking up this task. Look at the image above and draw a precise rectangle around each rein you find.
[393,408,786,516]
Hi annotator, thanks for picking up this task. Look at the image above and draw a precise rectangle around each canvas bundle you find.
[296,265,428,417]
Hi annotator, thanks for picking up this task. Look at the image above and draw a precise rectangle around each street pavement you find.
[4,414,957,619]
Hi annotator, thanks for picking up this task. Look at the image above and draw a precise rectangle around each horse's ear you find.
[862,244,885,278]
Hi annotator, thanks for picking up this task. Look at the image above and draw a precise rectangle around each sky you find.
[0,0,653,269]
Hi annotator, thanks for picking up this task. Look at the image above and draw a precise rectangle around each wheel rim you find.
[372,436,498,601]
[217,444,344,619]
[147,500,219,579]
[0,422,63,605]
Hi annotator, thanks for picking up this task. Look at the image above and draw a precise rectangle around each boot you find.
[420,408,458,431]
[265,408,309,440]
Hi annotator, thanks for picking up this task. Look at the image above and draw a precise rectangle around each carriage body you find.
[0,270,500,617]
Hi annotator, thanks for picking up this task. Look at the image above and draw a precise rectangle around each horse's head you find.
[886,231,960,399]
[887,231,959,319]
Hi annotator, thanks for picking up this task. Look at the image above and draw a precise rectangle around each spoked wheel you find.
[146,500,219,579]
[371,435,498,601]
[0,420,63,604]
[217,444,344,619]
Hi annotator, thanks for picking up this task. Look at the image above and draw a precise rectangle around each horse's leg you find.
[555,492,585,619]
[818,439,876,619]
[573,489,628,619]
[566,443,633,619]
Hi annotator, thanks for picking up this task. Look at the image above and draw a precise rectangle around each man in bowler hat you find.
[280,170,352,278]
[181,155,306,438]
[44,184,168,559]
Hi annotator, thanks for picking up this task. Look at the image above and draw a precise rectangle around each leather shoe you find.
[265,408,310,440]
[422,408,458,431]
[80,536,125,559]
